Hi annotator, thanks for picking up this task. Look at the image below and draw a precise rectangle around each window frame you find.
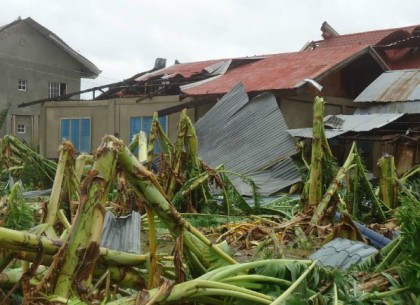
[18,79,27,91]
[60,117,91,153]
[48,82,67,98]
[17,124,26,134]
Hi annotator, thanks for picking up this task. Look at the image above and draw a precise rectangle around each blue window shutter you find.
[70,119,80,151]
[60,119,70,141]
[142,117,153,136]
[80,119,91,152]
[130,117,141,142]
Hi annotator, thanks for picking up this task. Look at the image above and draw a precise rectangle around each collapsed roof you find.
[195,83,301,196]
[96,45,387,101]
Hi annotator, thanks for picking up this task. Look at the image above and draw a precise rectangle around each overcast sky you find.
[1,0,419,92]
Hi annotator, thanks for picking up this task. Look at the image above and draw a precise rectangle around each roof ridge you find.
[312,24,420,46]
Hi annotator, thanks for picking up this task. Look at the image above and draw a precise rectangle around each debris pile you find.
[0,94,419,304]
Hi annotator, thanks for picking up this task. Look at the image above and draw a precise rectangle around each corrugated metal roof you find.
[287,113,404,139]
[355,101,420,114]
[309,238,378,270]
[183,45,379,96]
[203,60,232,75]
[287,128,345,139]
[313,24,419,49]
[135,57,265,83]
[135,59,222,81]
[324,114,404,132]
[195,83,300,195]
[310,24,420,70]
[234,158,301,196]
[100,211,141,254]
[354,70,420,103]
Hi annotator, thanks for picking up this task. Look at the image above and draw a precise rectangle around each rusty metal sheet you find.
[354,70,420,103]
[182,45,374,95]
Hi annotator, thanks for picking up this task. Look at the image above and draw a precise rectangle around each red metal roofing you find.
[135,59,224,81]
[387,55,420,70]
[313,24,419,48]
[181,45,374,96]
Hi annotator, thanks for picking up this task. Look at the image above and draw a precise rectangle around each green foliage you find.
[171,173,219,213]
[2,182,35,231]
[259,195,299,219]
[20,162,53,189]
[397,196,420,292]
[0,135,56,188]
[218,170,261,215]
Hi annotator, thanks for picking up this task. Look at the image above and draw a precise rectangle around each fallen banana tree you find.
[0,103,419,304]
[0,135,56,187]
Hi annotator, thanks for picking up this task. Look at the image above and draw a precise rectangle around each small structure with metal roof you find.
[354,69,420,103]
[287,113,405,139]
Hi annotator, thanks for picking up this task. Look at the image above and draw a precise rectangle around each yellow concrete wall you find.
[41,96,193,158]
[279,95,355,129]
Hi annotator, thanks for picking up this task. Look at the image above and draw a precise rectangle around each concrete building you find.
[0,17,100,146]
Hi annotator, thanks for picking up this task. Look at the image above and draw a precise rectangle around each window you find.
[18,80,27,91]
[129,116,167,153]
[60,118,91,153]
[17,124,26,133]
[48,82,67,98]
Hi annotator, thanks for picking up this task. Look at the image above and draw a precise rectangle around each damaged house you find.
[286,22,420,174]
[354,69,420,175]
[20,21,420,190]
[28,44,388,196]
[34,44,387,160]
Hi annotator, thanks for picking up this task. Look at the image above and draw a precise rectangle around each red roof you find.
[135,59,223,81]
[313,24,420,48]
[182,45,380,96]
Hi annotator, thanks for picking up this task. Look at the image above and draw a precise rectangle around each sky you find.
[1,0,419,94]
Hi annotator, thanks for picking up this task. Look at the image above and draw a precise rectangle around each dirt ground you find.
[140,226,319,263]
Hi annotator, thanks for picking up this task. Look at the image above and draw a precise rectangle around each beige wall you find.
[0,21,82,144]
[41,96,194,158]
[279,95,355,129]
[41,92,359,158]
